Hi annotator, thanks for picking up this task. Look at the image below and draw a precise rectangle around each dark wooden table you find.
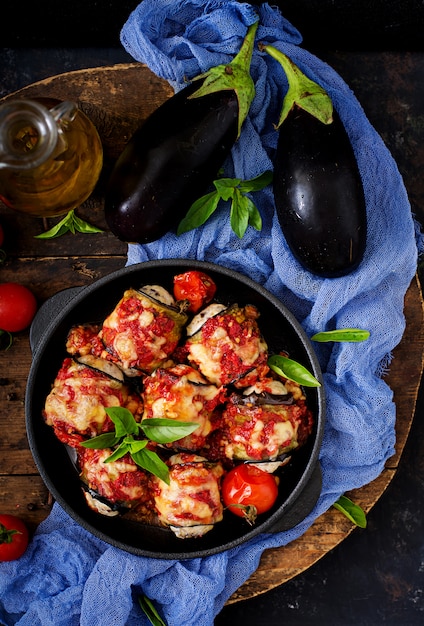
[1,3,424,623]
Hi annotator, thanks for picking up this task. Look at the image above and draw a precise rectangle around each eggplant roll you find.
[78,447,152,517]
[98,287,188,375]
[217,378,314,462]
[43,357,143,447]
[142,363,225,451]
[185,304,269,387]
[151,453,224,538]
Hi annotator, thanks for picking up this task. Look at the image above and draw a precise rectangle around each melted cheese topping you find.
[143,366,222,440]
[43,358,141,441]
[222,399,300,461]
[153,454,224,527]
[187,307,268,386]
[79,448,148,504]
[99,289,185,373]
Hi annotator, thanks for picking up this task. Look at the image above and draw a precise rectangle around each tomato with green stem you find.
[0,514,29,561]
[173,270,217,313]
[222,464,279,524]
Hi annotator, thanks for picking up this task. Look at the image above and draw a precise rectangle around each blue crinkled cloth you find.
[1,2,422,625]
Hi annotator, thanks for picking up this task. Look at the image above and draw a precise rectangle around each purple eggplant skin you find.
[273,107,367,278]
[104,81,238,244]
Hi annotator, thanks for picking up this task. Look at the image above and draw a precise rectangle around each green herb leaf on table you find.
[138,594,167,626]
[177,171,271,238]
[79,407,199,484]
[311,328,370,343]
[268,354,321,388]
[35,209,104,239]
[333,495,367,528]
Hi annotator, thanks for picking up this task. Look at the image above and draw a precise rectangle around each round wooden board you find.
[4,64,424,603]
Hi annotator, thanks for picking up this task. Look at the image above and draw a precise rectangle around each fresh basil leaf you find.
[127,438,148,454]
[311,329,370,343]
[246,195,262,231]
[238,170,273,193]
[138,595,167,626]
[35,213,73,239]
[131,448,170,484]
[268,354,321,387]
[71,213,104,234]
[178,172,268,238]
[214,177,239,201]
[140,418,199,444]
[104,440,131,463]
[105,406,139,437]
[177,191,220,235]
[333,495,367,528]
[79,432,119,449]
[35,209,103,239]
[230,189,250,239]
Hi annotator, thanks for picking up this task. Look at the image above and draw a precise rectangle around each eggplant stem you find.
[259,43,333,128]
[189,21,259,137]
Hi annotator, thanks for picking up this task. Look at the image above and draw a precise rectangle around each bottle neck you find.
[0,99,65,170]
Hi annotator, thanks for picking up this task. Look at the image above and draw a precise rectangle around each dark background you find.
[3,0,424,51]
[1,2,424,624]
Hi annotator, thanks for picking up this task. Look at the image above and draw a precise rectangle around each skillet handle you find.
[267,462,323,533]
[29,286,83,355]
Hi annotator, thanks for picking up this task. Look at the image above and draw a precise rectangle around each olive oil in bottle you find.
[0,98,103,218]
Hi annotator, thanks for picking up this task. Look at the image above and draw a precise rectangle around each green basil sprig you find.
[311,328,370,343]
[333,495,367,528]
[138,595,167,626]
[80,406,199,484]
[268,354,321,388]
[177,171,272,239]
[35,209,104,239]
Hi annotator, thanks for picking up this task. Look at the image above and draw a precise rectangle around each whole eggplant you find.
[273,108,367,277]
[105,83,238,243]
[261,44,367,278]
[105,22,258,244]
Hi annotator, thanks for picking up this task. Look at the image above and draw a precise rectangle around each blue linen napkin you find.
[1,2,421,625]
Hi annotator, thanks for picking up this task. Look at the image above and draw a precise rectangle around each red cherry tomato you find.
[0,282,37,332]
[173,270,217,313]
[0,514,29,561]
[222,464,279,519]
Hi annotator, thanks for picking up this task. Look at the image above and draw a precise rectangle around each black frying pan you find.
[25,259,325,559]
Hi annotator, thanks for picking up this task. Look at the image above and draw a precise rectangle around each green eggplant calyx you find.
[189,20,259,138]
[259,43,333,128]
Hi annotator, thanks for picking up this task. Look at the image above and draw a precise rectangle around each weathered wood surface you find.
[0,64,422,603]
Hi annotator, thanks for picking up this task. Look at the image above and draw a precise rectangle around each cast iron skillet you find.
[25,259,326,560]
